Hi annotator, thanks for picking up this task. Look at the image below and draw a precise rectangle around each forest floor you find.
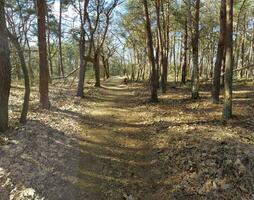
[0,76,254,200]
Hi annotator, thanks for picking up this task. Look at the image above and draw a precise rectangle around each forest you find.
[0,0,253,199]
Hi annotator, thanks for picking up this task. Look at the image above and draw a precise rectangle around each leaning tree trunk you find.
[223,0,233,119]
[191,0,200,99]
[37,0,50,109]
[7,30,30,124]
[0,0,11,132]
[212,0,226,103]
[143,0,158,102]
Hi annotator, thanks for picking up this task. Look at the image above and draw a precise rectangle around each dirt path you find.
[76,77,155,199]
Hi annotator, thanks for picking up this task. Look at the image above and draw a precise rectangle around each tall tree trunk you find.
[143,0,158,102]
[212,0,226,103]
[173,33,177,85]
[181,19,188,84]
[37,0,50,109]
[240,14,247,78]
[77,0,89,97]
[0,0,11,132]
[77,26,86,97]
[155,34,160,88]
[223,0,233,119]
[47,10,53,78]
[161,54,168,92]
[191,0,200,99]
[155,0,167,93]
[58,0,64,77]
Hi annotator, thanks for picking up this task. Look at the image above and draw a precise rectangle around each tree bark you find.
[16,0,34,82]
[223,0,233,119]
[181,19,188,84]
[101,54,110,79]
[0,0,11,132]
[191,0,200,99]
[7,30,30,124]
[143,0,158,102]
[77,0,89,97]
[212,0,226,103]
[155,0,168,93]
[37,0,50,109]
[94,51,101,87]
[58,0,64,77]
[46,9,53,78]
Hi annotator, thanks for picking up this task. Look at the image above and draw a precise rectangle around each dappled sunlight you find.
[79,147,150,167]
[3,77,254,199]
[80,169,149,186]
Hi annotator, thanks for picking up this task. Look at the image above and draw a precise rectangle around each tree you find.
[143,0,158,102]
[5,0,32,123]
[0,0,11,132]
[155,0,170,93]
[6,30,30,124]
[191,0,200,99]
[37,0,50,109]
[46,2,59,78]
[223,0,233,119]
[87,0,119,87]
[77,0,89,97]
[101,38,117,79]
[212,0,226,103]
[181,17,188,85]
[15,0,35,82]
[58,0,64,77]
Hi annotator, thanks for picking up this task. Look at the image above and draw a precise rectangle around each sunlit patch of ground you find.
[0,77,253,199]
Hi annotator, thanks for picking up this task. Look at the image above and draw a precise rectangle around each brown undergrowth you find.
[0,77,253,200]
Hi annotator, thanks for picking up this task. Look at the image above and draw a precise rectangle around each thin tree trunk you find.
[173,33,177,85]
[212,0,226,103]
[223,0,233,119]
[47,10,53,78]
[191,0,200,99]
[16,0,34,82]
[7,30,30,124]
[58,0,64,77]
[181,19,188,84]
[240,14,247,78]
[94,51,101,87]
